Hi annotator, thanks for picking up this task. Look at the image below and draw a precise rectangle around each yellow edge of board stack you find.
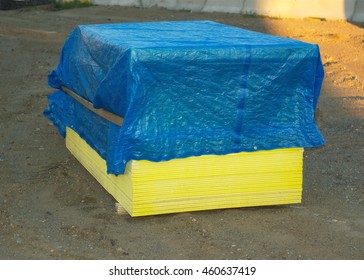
[66,127,303,217]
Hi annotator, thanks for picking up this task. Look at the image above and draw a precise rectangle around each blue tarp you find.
[45,20,325,174]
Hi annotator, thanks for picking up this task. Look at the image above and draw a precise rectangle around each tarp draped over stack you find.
[45,21,325,175]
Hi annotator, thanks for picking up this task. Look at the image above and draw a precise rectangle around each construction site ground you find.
[0,5,363,259]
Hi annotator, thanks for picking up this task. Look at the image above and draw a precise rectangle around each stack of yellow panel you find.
[66,127,303,217]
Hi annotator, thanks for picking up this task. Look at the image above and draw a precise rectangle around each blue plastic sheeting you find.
[46,21,325,174]
[44,90,119,164]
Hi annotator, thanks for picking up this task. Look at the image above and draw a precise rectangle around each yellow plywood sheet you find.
[66,127,303,217]
[66,128,133,213]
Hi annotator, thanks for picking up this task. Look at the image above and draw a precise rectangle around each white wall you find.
[90,0,364,21]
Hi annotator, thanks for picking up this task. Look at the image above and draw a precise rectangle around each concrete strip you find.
[352,0,364,21]
[290,0,357,20]
[202,0,244,13]
[243,0,295,17]
[92,0,141,7]
[141,0,159,8]
[244,0,358,20]
[156,0,178,9]
[174,0,206,12]
[90,0,364,22]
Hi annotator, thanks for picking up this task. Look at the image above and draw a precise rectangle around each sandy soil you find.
[0,5,363,260]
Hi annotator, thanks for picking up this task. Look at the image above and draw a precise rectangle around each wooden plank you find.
[62,86,124,126]
[115,203,129,216]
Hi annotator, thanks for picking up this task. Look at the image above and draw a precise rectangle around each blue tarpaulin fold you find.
[45,20,325,174]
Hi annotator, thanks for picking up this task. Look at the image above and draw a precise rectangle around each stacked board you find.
[66,127,303,217]
[45,21,324,216]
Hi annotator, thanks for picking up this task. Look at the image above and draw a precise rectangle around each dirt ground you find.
[0,5,363,260]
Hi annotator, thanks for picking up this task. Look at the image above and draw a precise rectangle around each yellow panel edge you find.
[65,127,303,217]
